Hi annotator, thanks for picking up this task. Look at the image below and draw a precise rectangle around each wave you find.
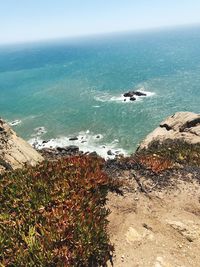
[28,130,126,159]
[8,120,22,126]
[31,126,47,137]
[92,105,101,108]
[8,115,41,127]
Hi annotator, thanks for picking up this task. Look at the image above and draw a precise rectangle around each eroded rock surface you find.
[138,112,200,150]
[0,119,43,173]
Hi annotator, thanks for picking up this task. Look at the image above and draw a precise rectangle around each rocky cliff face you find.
[0,119,44,173]
[138,112,200,150]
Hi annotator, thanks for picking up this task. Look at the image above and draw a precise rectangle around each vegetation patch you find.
[137,140,200,168]
[135,154,174,174]
[0,155,120,266]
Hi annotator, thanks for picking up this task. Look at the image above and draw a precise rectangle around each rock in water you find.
[123,91,147,98]
[133,91,146,96]
[123,91,134,97]
[107,150,114,156]
[69,136,78,141]
[0,118,43,173]
[138,112,200,151]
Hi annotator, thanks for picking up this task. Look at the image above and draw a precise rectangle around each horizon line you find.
[1,22,200,47]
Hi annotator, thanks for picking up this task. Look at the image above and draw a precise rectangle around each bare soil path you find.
[107,174,200,267]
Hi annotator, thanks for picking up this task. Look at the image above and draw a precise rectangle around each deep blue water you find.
[0,26,200,157]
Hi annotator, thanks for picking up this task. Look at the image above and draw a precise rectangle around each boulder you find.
[57,145,79,154]
[130,97,136,101]
[69,136,78,141]
[138,112,200,151]
[123,91,146,98]
[42,140,49,144]
[133,91,146,96]
[167,220,200,242]
[123,91,134,98]
[107,150,114,156]
[0,119,44,173]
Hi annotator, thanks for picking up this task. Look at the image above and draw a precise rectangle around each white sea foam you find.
[138,88,156,97]
[94,87,155,104]
[8,120,22,126]
[31,126,47,137]
[28,130,126,160]
[93,105,101,108]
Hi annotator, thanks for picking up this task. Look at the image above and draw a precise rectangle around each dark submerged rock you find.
[42,140,49,144]
[107,150,114,156]
[69,136,78,141]
[123,92,134,98]
[123,90,146,99]
[133,91,147,96]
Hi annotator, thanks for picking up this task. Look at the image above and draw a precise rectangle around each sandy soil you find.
[107,174,200,267]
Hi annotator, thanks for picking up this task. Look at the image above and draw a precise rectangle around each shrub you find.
[137,140,200,168]
[0,155,118,266]
[126,140,200,174]
[135,154,173,174]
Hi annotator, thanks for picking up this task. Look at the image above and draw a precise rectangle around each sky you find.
[1,0,200,44]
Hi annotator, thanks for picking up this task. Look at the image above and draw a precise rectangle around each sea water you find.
[0,26,200,158]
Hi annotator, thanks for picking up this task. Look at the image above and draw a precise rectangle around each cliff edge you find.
[138,111,200,151]
[0,118,43,173]
[107,111,200,267]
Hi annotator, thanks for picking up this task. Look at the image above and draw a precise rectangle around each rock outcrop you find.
[138,112,200,150]
[123,90,147,102]
[123,91,147,98]
[0,119,44,173]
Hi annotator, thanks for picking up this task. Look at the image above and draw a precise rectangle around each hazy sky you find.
[1,0,200,44]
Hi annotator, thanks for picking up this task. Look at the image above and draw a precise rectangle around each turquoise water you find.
[0,26,200,157]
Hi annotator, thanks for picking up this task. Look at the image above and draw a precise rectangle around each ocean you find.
[0,25,200,158]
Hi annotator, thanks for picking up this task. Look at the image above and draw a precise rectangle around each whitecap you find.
[8,120,22,126]
[28,130,127,160]
[137,87,156,97]
[93,105,101,108]
[31,126,47,137]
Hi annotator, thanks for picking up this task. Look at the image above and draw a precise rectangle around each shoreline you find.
[33,136,128,160]
[6,88,156,160]
[28,126,128,160]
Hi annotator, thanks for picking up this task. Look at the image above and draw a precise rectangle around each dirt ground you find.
[107,173,200,267]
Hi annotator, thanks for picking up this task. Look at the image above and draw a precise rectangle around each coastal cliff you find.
[0,118,43,173]
[107,111,200,267]
[138,111,200,150]
[0,112,200,266]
